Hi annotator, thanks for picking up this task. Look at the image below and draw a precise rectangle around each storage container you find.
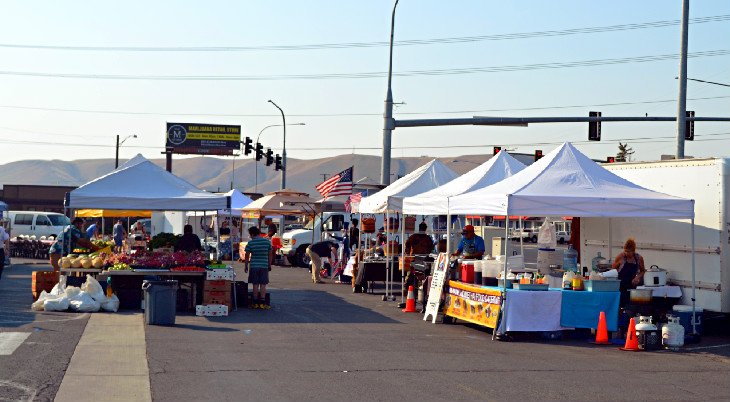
[461,261,476,283]
[672,304,703,336]
[583,279,621,292]
[142,280,178,325]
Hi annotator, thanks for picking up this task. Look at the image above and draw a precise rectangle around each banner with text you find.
[444,280,502,329]
[166,122,241,155]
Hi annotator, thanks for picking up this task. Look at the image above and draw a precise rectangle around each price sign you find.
[423,253,449,324]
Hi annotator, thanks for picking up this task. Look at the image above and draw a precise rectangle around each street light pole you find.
[381,0,399,186]
[268,100,287,189]
[254,122,305,193]
[676,0,689,159]
[115,134,137,169]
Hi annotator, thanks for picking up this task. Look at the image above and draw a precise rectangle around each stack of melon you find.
[59,253,105,269]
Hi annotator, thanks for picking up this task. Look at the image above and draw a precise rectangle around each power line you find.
[0,95,727,118]
[0,15,727,52]
[0,49,727,81]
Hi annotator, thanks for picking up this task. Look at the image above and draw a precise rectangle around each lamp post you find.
[115,134,137,169]
[268,100,287,189]
[381,0,399,185]
[254,122,305,193]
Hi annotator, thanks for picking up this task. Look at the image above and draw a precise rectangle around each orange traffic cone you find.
[591,311,612,345]
[402,286,417,313]
[619,317,640,351]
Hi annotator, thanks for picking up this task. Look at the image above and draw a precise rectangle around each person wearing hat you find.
[452,224,485,259]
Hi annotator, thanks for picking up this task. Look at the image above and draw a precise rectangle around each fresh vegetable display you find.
[99,250,206,270]
[148,232,181,250]
[108,263,131,271]
[170,266,206,272]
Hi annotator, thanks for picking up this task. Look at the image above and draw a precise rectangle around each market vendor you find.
[48,218,97,273]
[612,237,646,305]
[405,221,434,255]
[175,224,203,253]
[452,225,485,259]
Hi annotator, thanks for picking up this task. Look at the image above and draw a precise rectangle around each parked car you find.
[556,230,570,244]
[7,211,70,239]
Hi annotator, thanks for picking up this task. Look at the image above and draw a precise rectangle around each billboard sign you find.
[166,122,241,155]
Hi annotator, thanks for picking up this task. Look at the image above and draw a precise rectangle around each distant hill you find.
[0,153,536,196]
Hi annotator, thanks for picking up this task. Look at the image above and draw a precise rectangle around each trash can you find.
[142,280,178,325]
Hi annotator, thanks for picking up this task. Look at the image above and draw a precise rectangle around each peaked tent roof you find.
[67,157,229,211]
[117,153,149,170]
[401,151,526,215]
[356,159,458,213]
[188,189,254,216]
[241,189,320,216]
[447,142,694,218]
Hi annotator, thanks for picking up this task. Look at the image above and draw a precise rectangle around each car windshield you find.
[48,215,70,226]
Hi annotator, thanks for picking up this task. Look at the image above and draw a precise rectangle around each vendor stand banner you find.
[166,122,241,155]
[444,280,502,329]
[424,253,449,323]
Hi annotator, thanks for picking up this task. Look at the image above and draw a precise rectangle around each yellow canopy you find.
[75,209,152,218]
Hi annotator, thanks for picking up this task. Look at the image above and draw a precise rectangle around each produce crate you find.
[584,279,620,292]
[233,281,248,308]
[203,280,231,292]
[203,290,232,308]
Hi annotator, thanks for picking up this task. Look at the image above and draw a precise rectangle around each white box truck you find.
[580,157,729,313]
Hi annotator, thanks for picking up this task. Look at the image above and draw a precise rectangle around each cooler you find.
[672,304,703,336]
[461,261,476,284]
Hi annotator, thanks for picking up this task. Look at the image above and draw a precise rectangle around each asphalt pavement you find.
[0,260,89,402]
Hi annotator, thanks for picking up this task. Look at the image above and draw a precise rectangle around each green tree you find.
[617,142,634,162]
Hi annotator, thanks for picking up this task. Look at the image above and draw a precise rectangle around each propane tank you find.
[635,315,660,351]
[662,315,685,351]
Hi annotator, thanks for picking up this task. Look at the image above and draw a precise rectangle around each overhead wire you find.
[0,15,727,52]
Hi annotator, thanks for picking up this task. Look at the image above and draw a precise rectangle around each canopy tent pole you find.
[608,218,613,261]
[385,211,390,301]
[691,218,697,335]
[446,212,451,266]
[358,212,363,278]
[101,217,104,238]
[479,217,484,246]
[497,213,511,339]
[400,214,406,304]
[518,216,524,256]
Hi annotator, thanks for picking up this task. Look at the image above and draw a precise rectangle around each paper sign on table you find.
[206,269,235,281]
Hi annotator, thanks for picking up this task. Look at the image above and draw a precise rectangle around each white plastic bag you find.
[65,286,82,299]
[69,291,101,312]
[81,275,106,302]
[31,291,50,311]
[101,294,120,312]
[44,296,70,311]
[49,275,67,297]
[537,220,557,248]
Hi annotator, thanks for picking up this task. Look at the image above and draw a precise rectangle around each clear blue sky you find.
[1,0,728,165]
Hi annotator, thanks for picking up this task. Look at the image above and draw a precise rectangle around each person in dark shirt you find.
[349,219,360,250]
[175,224,203,252]
[306,240,338,283]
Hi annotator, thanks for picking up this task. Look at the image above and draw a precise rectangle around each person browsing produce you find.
[244,226,273,309]
[49,218,97,272]
[112,219,127,253]
[612,238,646,305]
[175,224,203,253]
[452,225,485,259]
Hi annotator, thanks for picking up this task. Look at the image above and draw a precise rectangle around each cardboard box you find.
[203,290,232,308]
[206,269,235,281]
[204,280,231,292]
[196,304,229,317]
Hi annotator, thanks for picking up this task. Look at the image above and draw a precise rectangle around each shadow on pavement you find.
[218,289,399,325]
[0,264,41,328]
[171,323,240,332]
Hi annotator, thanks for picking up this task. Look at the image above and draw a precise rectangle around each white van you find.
[7,211,71,239]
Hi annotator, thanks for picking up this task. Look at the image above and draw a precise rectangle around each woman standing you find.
[612,238,646,305]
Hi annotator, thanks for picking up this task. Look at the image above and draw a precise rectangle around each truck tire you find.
[286,255,298,266]
[295,245,311,268]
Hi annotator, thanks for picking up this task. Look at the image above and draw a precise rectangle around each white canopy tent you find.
[356,159,458,214]
[66,158,229,211]
[186,189,253,216]
[401,151,526,215]
[445,142,697,336]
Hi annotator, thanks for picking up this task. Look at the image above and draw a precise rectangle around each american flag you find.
[316,166,353,199]
[345,192,363,212]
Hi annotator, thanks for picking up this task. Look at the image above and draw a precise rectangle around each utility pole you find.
[320,173,329,182]
[380,0,399,186]
[676,0,689,159]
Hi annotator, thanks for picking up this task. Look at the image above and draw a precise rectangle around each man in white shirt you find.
[0,224,9,279]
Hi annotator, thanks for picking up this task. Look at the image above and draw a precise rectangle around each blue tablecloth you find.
[554,289,620,331]
[480,285,620,332]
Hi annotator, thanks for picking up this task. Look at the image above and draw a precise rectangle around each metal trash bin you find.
[142,280,178,325]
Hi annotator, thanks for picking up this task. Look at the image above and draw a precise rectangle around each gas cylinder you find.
[662,315,685,351]
[635,315,660,351]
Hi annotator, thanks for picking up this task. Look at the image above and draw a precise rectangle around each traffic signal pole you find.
[676,0,690,159]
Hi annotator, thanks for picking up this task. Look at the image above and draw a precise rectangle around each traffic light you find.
[255,142,264,161]
[685,110,695,141]
[534,150,543,161]
[588,111,601,141]
[243,137,253,155]
[265,148,274,166]
[607,156,616,163]
[493,146,501,155]
[274,154,283,171]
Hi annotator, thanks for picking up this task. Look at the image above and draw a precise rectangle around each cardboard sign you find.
[444,280,502,329]
[423,253,449,323]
